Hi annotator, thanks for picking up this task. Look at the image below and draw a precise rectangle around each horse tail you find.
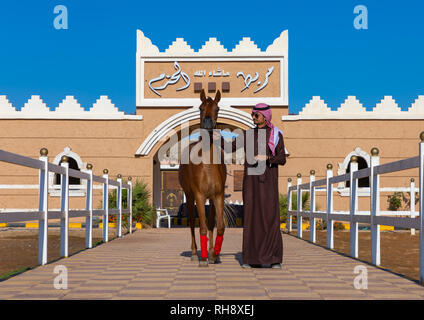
[223,201,238,227]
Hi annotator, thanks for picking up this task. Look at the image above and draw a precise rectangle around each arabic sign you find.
[237,67,274,93]
[144,61,281,99]
[149,62,190,96]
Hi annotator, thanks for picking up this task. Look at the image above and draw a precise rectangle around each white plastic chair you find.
[156,207,171,228]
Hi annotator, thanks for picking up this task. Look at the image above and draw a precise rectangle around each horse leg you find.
[210,194,225,263]
[186,194,198,261]
[207,200,216,261]
[195,194,209,267]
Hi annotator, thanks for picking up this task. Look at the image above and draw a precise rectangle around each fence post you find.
[370,148,381,266]
[60,156,69,258]
[103,169,109,243]
[38,148,49,265]
[411,178,416,236]
[297,173,302,238]
[86,163,93,248]
[419,132,424,285]
[309,170,316,243]
[128,176,133,234]
[350,156,359,259]
[117,174,122,238]
[326,164,334,249]
[287,178,292,233]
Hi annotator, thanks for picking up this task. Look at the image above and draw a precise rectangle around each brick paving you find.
[0,228,424,300]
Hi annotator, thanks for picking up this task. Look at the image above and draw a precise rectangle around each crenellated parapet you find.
[283,96,424,120]
[137,30,288,57]
[0,95,142,119]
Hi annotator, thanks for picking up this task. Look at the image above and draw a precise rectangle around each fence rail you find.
[0,148,133,266]
[286,134,424,285]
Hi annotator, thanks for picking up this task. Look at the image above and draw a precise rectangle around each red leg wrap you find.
[214,235,224,256]
[200,235,209,259]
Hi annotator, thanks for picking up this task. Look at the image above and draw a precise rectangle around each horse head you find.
[199,89,220,132]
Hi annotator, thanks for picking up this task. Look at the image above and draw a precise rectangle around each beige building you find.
[0,30,423,220]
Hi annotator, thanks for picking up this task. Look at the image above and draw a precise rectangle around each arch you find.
[49,147,86,196]
[55,156,81,185]
[135,105,255,156]
[346,156,369,188]
[337,147,371,189]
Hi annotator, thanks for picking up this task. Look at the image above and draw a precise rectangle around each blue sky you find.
[0,0,423,114]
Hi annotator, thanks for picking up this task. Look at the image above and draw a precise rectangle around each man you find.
[216,103,287,268]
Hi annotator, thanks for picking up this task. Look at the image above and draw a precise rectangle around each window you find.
[345,156,369,188]
[49,147,86,197]
[55,156,81,185]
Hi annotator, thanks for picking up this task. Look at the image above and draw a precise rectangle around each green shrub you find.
[107,179,156,228]
[334,222,345,231]
[305,220,343,231]
[387,192,402,211]
[279,192,310,223]
[316,220,327,230]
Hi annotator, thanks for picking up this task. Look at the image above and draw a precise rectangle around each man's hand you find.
[254,154,268,161]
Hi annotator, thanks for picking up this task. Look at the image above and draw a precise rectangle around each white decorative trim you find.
[337,96,367,115]
[165,38,195,55]
[372,96,402,114]
[0,95,142,120]
[198,38,228,55]
[232,38,262,55]
[137,29,288,57]
[282,95,424,120]
[0,96,16,113]
[266,30,288,56]
[21,96,50,115]
[407,96,424,114]
[138,97,286,108]
[90,96,124,115]
[137,30,159,57]
[299,96,333,116]
[135,105,254,156]
[55,96,85,114]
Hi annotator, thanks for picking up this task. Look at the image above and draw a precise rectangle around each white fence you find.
[0,148,133,266]
[286,134,424,285]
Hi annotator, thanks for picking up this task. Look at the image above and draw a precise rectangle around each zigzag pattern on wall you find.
[291,96,424,119]
[0,95,142,119]
[137,30,288,57]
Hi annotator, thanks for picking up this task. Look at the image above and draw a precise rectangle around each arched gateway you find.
[134,30,289,214]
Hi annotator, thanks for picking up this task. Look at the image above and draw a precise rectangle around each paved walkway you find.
[1,228,424,300]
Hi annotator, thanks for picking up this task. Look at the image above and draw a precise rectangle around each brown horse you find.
[178,89,226,267]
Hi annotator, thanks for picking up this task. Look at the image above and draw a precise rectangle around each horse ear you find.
[214,90,221,103]
[200,89,206,102]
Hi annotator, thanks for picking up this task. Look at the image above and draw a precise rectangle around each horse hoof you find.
[199,260,209,267]
[191,255,199,262]
[209,256,220,264]
[208,251,219,264]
